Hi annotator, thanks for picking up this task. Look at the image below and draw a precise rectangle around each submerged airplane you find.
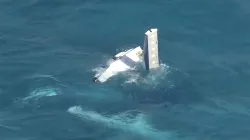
[93,28,160,83]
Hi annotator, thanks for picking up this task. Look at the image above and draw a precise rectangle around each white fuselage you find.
[93,46,143,83]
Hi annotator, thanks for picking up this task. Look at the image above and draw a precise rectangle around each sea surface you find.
[0,0,250,140]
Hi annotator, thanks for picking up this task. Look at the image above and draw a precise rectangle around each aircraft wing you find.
[93,46,143,83]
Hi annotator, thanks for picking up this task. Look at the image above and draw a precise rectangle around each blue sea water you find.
[0,0,250,139]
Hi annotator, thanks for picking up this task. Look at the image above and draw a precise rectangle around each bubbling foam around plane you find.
[92,28,161,84]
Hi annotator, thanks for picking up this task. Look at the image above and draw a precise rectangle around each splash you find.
[92,58,115,77]
[120,63,172,91]
[92,60,171,87]
[67,105,173,140]
[129,63,169,83]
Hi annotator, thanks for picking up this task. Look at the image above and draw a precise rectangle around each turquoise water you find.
[0,0,250,139]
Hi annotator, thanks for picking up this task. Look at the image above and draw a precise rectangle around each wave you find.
[67,105,174,140]
[22,86,59,101]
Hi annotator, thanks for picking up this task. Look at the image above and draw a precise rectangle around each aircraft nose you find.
[92,77,98,83]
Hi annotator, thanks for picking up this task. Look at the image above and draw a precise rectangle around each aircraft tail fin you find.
[143,28,160,71]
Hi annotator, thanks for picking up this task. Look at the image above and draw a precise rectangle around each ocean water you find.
[0,0,250,140]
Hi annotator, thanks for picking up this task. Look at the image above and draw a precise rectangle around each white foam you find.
[92,60,171,86]
[67,105,173,139]
[121,63,171,88]
[23,86,58,101]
